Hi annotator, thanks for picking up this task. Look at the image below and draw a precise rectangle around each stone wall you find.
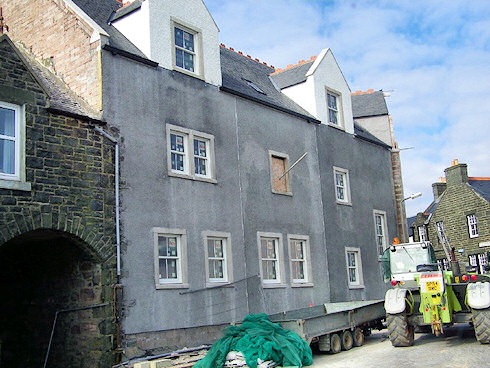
[0,0,102,109]
[0,36,118,367]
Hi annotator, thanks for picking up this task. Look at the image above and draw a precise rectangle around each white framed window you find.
[167,124,216,183]
[172,20,202,77]
[153,228,188,289]
[374,210,388,257]
[287,234,313,286]
[258,232,285,287]
[345,247,364,289]
[333,166,351,205]
[418,226,427,242]
[269,150,291,195]
[326,88,343,128]
[0,101,29,190]
[467,214,479,238]
[203,231,232,286]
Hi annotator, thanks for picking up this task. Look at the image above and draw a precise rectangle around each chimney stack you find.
[445,159,468,187]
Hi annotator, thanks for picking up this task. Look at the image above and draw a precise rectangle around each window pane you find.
[335,173,344,187]
[183,30,194,52]
[171,153,184,171]
[0,107,15,137]
[348,252,356,267]
[327,93,337,109]
[158,236,168,257]
[194,139,207,157]
[175,48,184,68]
[263,260,277,280]
[349,268,357,283]
[171,133,185,152]
[292,261,305,280]
[194,157,207,176]
[336,187,344,200]
[183,51,194,72]
[329,109,338,124]
[0,139,15,174]
[174,27,183,48]
[266,239,276,258]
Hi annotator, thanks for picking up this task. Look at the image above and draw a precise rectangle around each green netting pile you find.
[194,313,313,368]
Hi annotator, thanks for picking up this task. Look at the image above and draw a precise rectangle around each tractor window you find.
[390,245,434,274]
[381,248,391,282]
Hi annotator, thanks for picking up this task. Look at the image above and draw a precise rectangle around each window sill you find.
[0,179,32,191]
[291,282,314,288]
[348,284,365,290]
[336,200,352,206]
[168,172,217,184]
[262,283,287,289]
[206,282,233,288]
[328,122,345,131]
[272,190,293,197]
[173,66,204,81]
[156,282,189,290]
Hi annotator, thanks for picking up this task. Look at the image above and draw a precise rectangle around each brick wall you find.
[1,0,102,109]
[0,36,117,367]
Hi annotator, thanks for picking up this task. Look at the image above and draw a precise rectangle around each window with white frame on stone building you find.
[345,247,364,288]
[333,166,351,204]
[167,124,216,183]
[418,226,427,241]
[374,210,388,256]
[326,89,342,127]
[203,231,232,285]
[287,235,312,286]
[153,228,188,289]
[258,232,284,286]
[467,214,478,238]
[0,101,28,190]
[173,23,199,74]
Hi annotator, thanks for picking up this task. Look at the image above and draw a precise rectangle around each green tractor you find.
[382,241,490,346]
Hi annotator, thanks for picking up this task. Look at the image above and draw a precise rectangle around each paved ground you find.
[309,325,489,368]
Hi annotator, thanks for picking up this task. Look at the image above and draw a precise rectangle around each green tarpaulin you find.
[194,314,313,368]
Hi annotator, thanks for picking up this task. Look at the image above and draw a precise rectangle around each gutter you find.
[220,85,320,125]
[103,44,159,67]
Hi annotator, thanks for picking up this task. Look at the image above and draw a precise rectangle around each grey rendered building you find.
[1,0,400,364]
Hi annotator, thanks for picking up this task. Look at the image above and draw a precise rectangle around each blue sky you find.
[205,0,490,217]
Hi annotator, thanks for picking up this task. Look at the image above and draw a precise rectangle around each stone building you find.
[411,160,490,273]
[0,34,119,367]
[0,0,404,365]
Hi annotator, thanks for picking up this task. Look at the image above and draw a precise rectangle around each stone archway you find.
[0,229,115,368]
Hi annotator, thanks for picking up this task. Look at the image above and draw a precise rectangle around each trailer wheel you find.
[353,327,365,347]
[329,333,342,354]
[386,313,414,347]
[340,330,353,350]
[472,308,490,344]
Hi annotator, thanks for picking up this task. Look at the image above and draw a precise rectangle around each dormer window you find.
[326,88,343,128]
[172,21,202,77]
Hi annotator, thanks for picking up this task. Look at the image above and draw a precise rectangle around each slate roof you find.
[351,91,388,118]
[269,61,314,89]
[220,47,318,123]
[1,35,102,122]
[469,179,490,202]
[353,121,391,148]
[72,0,146,58]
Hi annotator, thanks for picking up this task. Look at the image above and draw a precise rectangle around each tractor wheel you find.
[341,330,353,350]
[472,308,490,344]
[353,327,365,347]
[329,333,342,354]
[386,313,414,347]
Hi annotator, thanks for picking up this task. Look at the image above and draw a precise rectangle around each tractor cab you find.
[381,241,438,287]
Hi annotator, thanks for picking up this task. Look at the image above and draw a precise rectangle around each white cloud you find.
[205,0,490,217]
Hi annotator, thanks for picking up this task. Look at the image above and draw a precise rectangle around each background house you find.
[1,0,403,364]
[411,160,490,273]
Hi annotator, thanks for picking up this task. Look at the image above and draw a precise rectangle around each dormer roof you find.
[269,58,316,89]
[351,90,389,118]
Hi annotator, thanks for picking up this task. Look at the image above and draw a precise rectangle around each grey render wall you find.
[101,51,330,337]
[316,125,395,301]
[233,97,329,315]
[102,54,247,333]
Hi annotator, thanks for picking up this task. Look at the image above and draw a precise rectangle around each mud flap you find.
[385,288,409,314]
[467,282,490,310]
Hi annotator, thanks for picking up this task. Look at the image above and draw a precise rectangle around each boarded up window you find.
[271,155,288,193]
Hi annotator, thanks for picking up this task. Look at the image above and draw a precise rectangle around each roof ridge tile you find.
[220,43,274,68]
[270,56,316,75]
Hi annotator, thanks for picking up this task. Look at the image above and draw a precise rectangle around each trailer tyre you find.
[472,308,490,344]
[329,333,342,354]
[386,313,414,347]
[353,327,365,347]
[341,330,353,350]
